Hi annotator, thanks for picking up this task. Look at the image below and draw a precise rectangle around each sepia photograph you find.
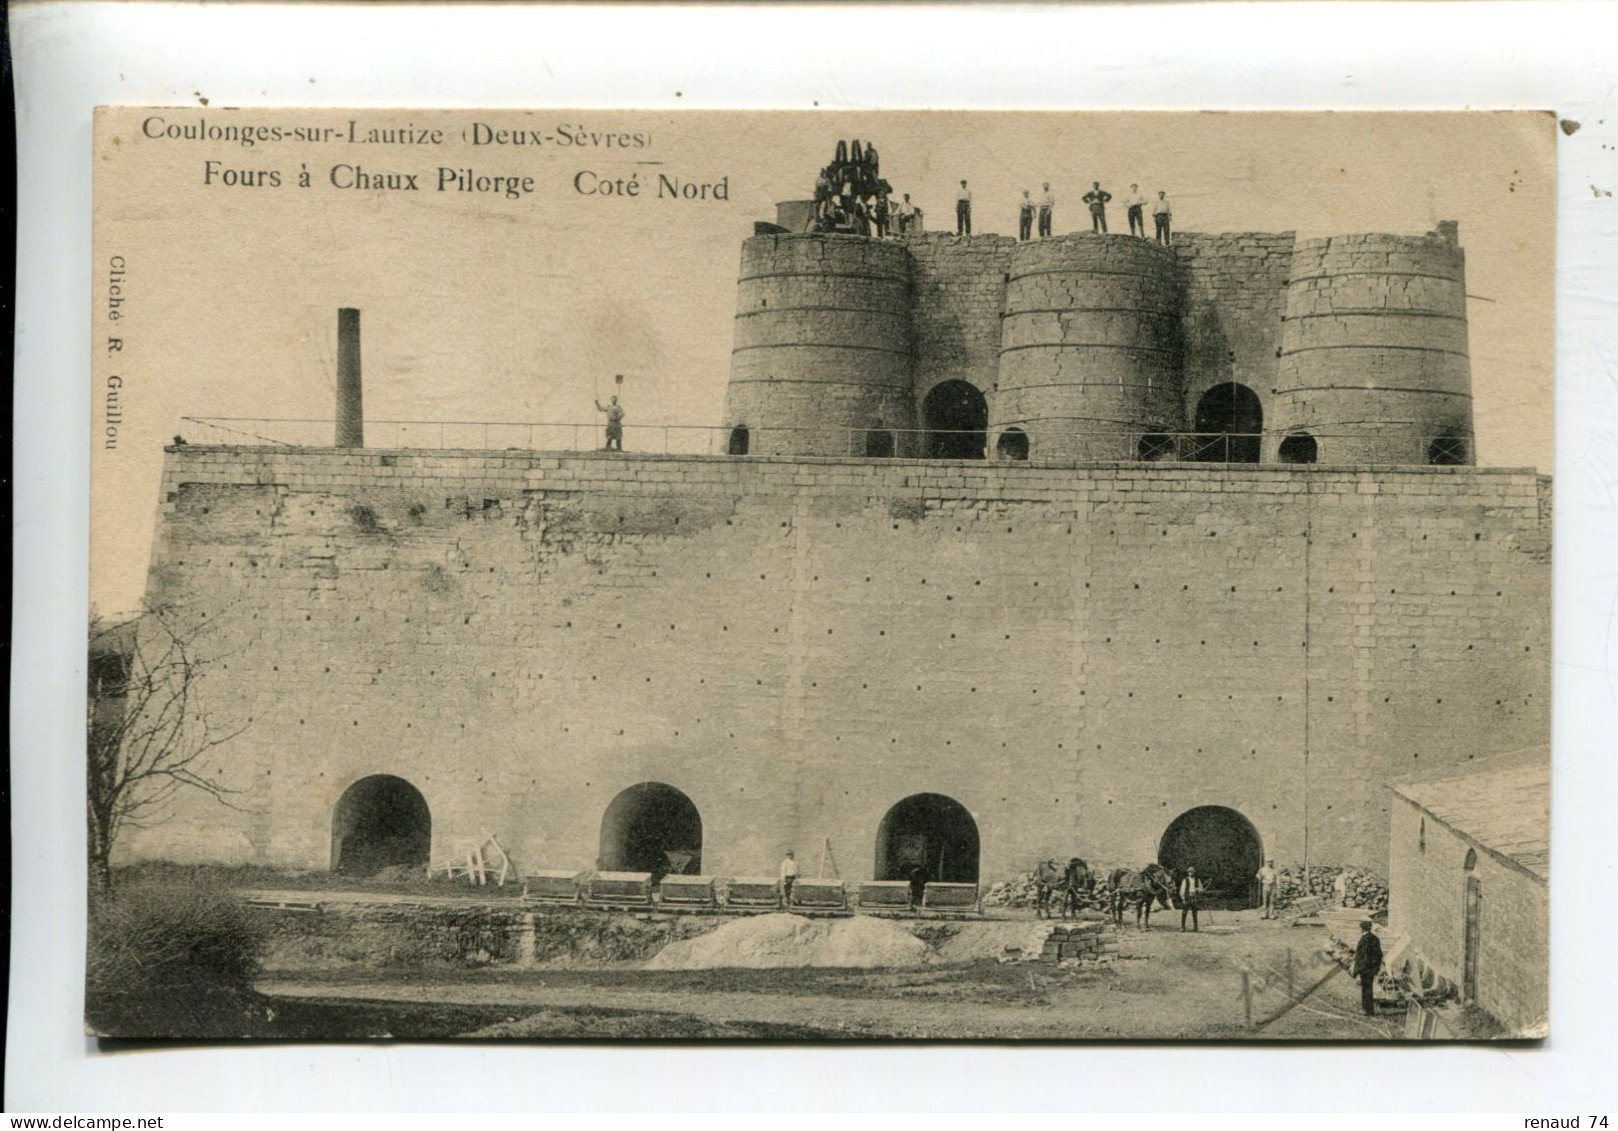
[85,107,1553,1043]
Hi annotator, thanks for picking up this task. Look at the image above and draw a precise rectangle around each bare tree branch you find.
[87,606,252,889]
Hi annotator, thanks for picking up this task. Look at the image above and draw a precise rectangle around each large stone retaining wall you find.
[126,445,1550,883]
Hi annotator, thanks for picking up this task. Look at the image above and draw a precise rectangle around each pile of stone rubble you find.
[986,863,1389,917]
[982,871,1111,912]
[1275,866,1388,915]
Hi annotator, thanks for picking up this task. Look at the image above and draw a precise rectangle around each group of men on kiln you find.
[808,140,1176,246]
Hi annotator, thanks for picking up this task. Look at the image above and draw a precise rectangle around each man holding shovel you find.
[595,373,626,451]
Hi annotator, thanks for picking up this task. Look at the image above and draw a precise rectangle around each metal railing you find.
[177,417,735,455]
[174,416,1349,463]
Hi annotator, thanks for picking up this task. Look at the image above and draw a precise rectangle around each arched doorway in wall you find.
[727,425,750,455]
[331,774,432,876]
[1157,805,1264,910]
[1278,432,1318,464]
[922,381,988,459]
[598,782,703,877]
[1190,383,1264,463]
[875,793,980,885]
[995,427,1030,461]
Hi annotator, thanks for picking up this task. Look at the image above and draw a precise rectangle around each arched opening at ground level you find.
[875,793,980,885]
[598,782,702,878]
[1157,805,1263,910]
[331,774,431,876]
[922,381,988,460]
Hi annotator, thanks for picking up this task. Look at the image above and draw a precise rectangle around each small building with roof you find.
[1388,754,1549,1036]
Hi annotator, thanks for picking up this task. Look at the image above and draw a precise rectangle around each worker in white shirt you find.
[893,193,915,235]
[1125,183,1149,237]
[1153,191,1173,245]
[956,180,973,236]
[1018,189,1035,241]
[595,393,626,451]
[1179,867,1204,932]
[1038,183,1055,237]
[1256,858,1280,919]
[779,850,799,905]
[814,167,834,219]
[1333,868,1350,907]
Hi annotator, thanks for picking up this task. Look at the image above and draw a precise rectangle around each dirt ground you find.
[258,908,1411,1040]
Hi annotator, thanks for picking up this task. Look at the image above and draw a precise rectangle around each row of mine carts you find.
[525,870,981,914]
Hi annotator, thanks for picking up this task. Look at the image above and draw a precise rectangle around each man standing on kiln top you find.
[1083,181,1112,233]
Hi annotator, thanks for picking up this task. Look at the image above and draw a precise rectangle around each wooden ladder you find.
[818,836,840,880]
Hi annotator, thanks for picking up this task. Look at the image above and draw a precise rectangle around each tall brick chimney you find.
[336,307,364,448]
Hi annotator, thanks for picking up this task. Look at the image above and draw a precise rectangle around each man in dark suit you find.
[906,861,928,908]
[1352,920,1384,1016]
[1083,181,1112,233]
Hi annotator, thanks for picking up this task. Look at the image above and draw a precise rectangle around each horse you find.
[1108,863,1178,929]
[1059,858,1096,919]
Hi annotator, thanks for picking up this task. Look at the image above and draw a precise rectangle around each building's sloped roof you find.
[1393,758,1549,882]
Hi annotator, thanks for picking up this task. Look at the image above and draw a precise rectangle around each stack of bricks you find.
[1036,921,1115,963]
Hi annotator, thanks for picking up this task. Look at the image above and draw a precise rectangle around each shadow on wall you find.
[1184,305,1233,387]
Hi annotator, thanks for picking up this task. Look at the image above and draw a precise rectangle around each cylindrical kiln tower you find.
[724,234,915,458]
[1272,226,1474,465]
[993,235,1184,461]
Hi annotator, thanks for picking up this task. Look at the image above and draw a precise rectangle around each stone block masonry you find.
[726,225,1475,468]
[130,445,1549,885]
[907,233,1016,404]
[1173,231,1296,422]
[1388,792,1547,1033]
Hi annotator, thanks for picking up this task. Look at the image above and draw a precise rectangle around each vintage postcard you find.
[87,108,1552,1041]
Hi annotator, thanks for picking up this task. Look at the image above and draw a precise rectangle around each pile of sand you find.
[644,913,932,970]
